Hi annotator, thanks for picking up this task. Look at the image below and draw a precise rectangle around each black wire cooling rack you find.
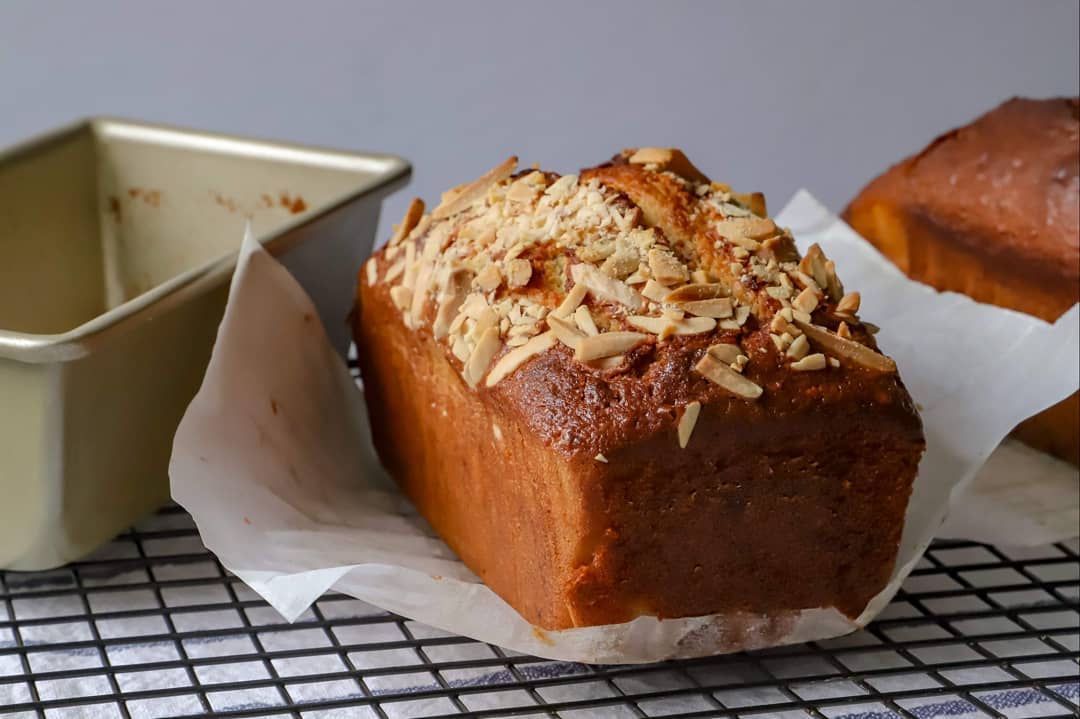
[0,504,1077,719]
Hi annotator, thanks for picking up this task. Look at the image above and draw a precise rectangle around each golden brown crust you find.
[356,150,925,628]
[844,97,1079,464]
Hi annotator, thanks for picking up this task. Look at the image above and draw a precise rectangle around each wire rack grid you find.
[0,503,1076,719]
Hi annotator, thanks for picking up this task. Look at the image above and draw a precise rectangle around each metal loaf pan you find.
[0,118,409,570]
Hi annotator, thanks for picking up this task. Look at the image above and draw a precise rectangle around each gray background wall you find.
[2,0,1078,239]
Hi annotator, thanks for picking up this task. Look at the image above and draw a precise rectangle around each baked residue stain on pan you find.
[531,626,554,646]
[279,192,307,214]
[128,188,162,207]
[214,191,307,215]
[107,196,122,223]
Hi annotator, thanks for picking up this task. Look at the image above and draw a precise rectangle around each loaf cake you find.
[844,97,1079,465]
[354,149,925,630]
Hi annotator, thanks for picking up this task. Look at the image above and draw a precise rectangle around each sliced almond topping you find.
[791,270,820,292]
[571,262,643,311]
[389,198,425,246]
[365,257,378,285]
[548,315,586,348]
[595,453,609,463]
[469,307,499,343]
[647,249,690,286]
[694,352,763,399]
[588,354,626,370]
[405,214,433,245]
[732,354,750,372]
[791,353,826,371]
[506,176,540,204]
[691,269,710,284]
[732,191,767,217]
[462,326,501,388]
[824,260,844,302]
[401,242,417,289]
[627,315,716,335]
[836,321,852,340]
[553,282,588,319]
[791,308,812,324]
[794,320,897,372]
[505,335,529,347]
[574,305,600,336]
[786,334,810,360]
[766,286,792,300]
[433,157,518,220]
[792,287,819,314]
[677,401,702,449]
[769,313,789,334]
[506,258,532,288]
[384,258,406,284]
[601,247,640,280]
[744,218,777,239]
[770,333,786,352]
[678,298,733,319]
[836,292,861,314]
[575,332,648,361]
[627,147,709,184]
[829,357,841,368]
[486,331,557,387]
[642,279,670,303]
[662,306,685,321]
[707,343,744,364]
[664,283,727,302]
[390,285,412,312]
[409,262,435,319]
[799,243,829,290]
[451,335,471,362]
[460,292,490,320]
[475,264,502,292]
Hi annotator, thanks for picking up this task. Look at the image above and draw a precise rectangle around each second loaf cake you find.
[355,149,925,630]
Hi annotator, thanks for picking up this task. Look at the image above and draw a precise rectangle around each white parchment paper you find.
[170,191,1079,663]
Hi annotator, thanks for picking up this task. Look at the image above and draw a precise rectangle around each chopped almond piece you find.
[571,263,644,311]
[627,147,709,184]
[365,257,378,285]
[642,280,670,303]
[792,287,819,314]
[732,191,766,217]
[575,332,648,361]
[694,352,763,399]
[836,321,852,340]
[647,249,690,286]
[677,401,702,449]
[433,270,472,340]
[390,285,412,312]
[486,331,557,386]
[791,353,827,371]
[824,260,844,301]
[794,320,897,372]
[475,264,502,292]
[744,218,777,239]
[786,334,810,360]
[506,259,532,288]
[836,292,861,314]
[389,198,425,246]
